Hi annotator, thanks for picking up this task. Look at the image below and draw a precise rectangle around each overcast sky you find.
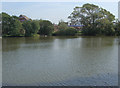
[2,2,118,24]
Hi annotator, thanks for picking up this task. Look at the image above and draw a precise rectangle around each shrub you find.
[53,27,77,36]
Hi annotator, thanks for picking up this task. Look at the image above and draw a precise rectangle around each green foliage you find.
[65,27,77,36]
[2,12,11,35]
[53,27,77,36]
[115,21,120,36]
[32,34,40,37]
[2,12,24,36]
[68,3,115,36]
[53,29,66,36]
[22,21,32,36]
[9,18,23,36]
[2,12,54,37]
[12,15,19,20]
[31,20,40,34]
[1,8,119,37]
[58,20,68,30]
[38,20,54,35]
[22,20,40,37]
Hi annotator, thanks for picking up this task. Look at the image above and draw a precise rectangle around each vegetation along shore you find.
[1,3,120,37]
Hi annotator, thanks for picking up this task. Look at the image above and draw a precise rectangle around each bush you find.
[53,27,77,36]
[65,27,77,36]
[38,20,54,36]
[32,34,40,37]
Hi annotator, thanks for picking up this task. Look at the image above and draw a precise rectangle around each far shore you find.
[2,35,119,38]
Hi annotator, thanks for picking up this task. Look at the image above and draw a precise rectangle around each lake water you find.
[2,36,118,86]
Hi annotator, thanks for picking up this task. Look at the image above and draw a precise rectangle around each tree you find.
[9,18,23,36]
[58,20,68,30]
[2,12,24,36]
[53,27,77,36]
[115,20,120,36]
[22,20,40,37]
[31,20,40,34]
[38,20,54,36]
[2,12,11,35]
[12,15,19,20]
[65,27,77,36]
[68,3,115,36]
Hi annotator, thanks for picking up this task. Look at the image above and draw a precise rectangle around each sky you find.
[2,2,119,24]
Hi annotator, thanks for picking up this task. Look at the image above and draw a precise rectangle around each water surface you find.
[2,36,118,86]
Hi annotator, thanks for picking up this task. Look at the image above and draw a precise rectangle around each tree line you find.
[68,3,120,36]
[1,3,120,37]
[2,12,54,37]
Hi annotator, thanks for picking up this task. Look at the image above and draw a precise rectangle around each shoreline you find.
[2,35,119,37]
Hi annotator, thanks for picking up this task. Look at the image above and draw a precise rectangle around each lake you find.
[2,36,118,86]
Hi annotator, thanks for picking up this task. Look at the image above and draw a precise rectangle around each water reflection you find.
[2,36,118,86]
[0,38,2,87]
[3,37,25,52]
[3,37,56,52]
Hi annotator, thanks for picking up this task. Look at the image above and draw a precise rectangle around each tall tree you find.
[68,3,115,35]
[58,20,68,30]
[38,20,54,36]
[2,12,11,35]
[115,20,120,36]
[2,12,23,36]
[22,20,40,37]
[31,20,40,35]
[9,18,23,36]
